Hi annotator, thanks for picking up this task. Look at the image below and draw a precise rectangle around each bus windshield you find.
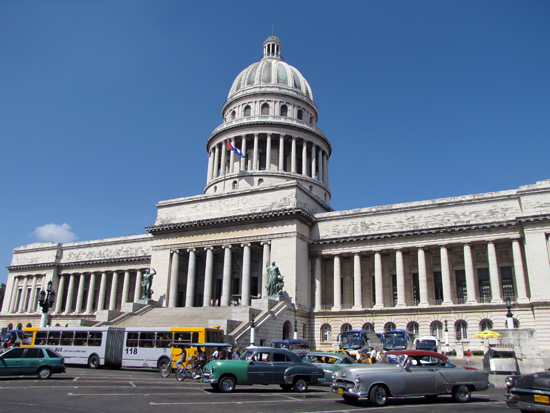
[383,332,406,351]
[416,340,437,351]
[340,332,363,350]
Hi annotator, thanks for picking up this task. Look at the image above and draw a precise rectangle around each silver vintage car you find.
[332,350,493,406]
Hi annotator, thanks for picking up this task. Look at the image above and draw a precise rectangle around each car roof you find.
[386,350,447,360]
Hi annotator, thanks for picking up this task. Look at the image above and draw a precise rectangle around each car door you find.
[247,351,274,384]
[272,352,293,383]
[0,347,26,375]
[404,362,437,395]
[20,348,45,374]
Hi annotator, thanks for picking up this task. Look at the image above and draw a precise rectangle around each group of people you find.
[358,347,382,364]
[176,346,242,378]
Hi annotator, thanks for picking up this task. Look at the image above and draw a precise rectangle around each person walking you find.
[466,349,472,365]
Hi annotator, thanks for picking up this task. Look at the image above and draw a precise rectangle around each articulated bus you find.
[21,326,225,370]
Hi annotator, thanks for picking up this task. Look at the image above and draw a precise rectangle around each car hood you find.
[512,372,550,391]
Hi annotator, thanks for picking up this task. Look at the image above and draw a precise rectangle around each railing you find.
[456,297,466,304]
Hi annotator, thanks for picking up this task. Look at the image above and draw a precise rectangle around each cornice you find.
[7,255,151,271]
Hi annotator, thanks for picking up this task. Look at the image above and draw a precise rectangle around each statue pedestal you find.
[135,299,155,306]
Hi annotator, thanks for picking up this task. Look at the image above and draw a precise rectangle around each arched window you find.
[297,109,303,120]
[232,181,238,190]
[26,323,32,328]
[244,105,251,116]
[231,111,236,120]
[513,318,520,328]
[341,323,352,333]
[321,324,332,342]
[280,105,288,117]
[7,323,13,330]
[282,320,292,340]
[480,319,493,332]
[310,116,314,124]
[258,178,264,186]
[431,321,443,340]
[213,186,217,193]
[55,323,61,327]
[456,320,468,340]
[16,323,22,330]
[408,322,419,335]
[362,323,374,332]
[385,322,396,332]
[261,103,269,115]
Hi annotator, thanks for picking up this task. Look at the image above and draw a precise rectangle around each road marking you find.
[296,400,508,413]
[150,399,307,406]
[129,382,137,387]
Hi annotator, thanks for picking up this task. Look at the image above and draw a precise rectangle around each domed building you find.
[3,36,550,360]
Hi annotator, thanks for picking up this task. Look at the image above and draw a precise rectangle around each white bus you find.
[21,326,225,370]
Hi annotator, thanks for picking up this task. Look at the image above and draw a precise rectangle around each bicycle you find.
[159,349,185,378]
[175,363,205,381]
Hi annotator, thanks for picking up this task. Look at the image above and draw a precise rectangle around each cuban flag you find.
[227,140,246,158]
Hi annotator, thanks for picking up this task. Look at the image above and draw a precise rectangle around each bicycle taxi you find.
[159,342,232,381]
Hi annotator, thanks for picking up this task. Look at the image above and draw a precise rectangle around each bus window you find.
[155,332,172,348]
[22,331,35,346]
[174,332,191,343]
[36,332,47,345]
[139,332,155,348]
[88,332,102,346]
[61,331,74,345]
[126,332,139,348]
[47,332,61,345]
[206,330,223,343]
[74,332,88,346]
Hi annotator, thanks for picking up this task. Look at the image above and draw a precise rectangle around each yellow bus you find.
[22,326,225,370]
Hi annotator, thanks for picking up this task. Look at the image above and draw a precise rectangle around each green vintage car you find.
[0,346,66,379]
[203,346,325,392]
[302,351,359,383]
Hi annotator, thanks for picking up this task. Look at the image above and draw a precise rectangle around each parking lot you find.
[0,366,508,413]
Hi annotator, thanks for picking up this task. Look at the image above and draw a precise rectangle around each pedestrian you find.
[232,348,240,360]
[466,349,472,365]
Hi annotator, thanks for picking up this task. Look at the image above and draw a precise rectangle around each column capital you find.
[170,250,180,255]
[204,246,213,251]
[187,248,196,253]
[222,244,232,250]
[417,245,426,250]
[241,243,251,248]
[486,239,496,245]
[260,240,271,246]
[510,237,523,242]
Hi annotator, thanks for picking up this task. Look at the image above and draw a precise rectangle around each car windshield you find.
[380,353,408,365]
[240,350,255,360]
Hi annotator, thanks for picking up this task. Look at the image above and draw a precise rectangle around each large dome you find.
[226,36,314,103]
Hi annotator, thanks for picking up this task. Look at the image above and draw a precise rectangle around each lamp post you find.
[250,314,255,346]
[37,280,56,328]
[293,318,298,340]
[506,296,514,329]
[444,319,450,356]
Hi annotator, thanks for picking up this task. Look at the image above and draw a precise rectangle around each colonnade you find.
[314,238,529,311]
[6,274,42,314]
[206,133,329,185]
[167,241,271,308]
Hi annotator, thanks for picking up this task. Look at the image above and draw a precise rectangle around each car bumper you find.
[202,372,217,384]
[506,392,550,412]
[331,383,368,397]
[52,366,66,374]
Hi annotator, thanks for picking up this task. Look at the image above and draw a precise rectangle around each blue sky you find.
[1,0,549,286]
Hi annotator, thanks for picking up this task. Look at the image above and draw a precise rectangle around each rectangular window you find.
[74,332,88,346]
[47,332,61,346]
[259,152,267,170]
[455,270,467,303]
[61,331,74,346]
[35,332,48,346]
[126,332,139,348]
[138,332,155,348]
[433,271,443,303]
[155,332,172,348]
[478,268,491,302]
[372,275,376,304]
[412,273,420,304]
[501,266,515,298]
[391,274,397,306]
[232,278,240,295]
[88,332,102,346]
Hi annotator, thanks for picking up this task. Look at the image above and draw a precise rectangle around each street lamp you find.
[250,314,255,346]
[444,319,451,356]
[293,317,298,340]
[37,280,56,328]
[506,296,514,329]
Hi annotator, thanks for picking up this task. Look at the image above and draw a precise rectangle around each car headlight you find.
[355,374,361,384]
[505,376,514,389]
[332,373,336,381]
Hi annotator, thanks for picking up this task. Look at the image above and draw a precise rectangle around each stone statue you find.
[266,261,284,296]
[141,268,156,300]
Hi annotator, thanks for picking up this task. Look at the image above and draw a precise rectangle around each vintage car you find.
[302,351,359,383]
[0,346,66,379]
[331,350,493,406]
[202,346,325,392]
[505,371,550,412]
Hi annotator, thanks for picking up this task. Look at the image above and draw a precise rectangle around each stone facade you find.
[2,36,550,357]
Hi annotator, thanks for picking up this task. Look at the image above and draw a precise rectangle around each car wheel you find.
[293,377,308,392]
[343,395,359,404]
[37,366,52,380]
[88,355,100,369]
[219,376,236,393]
[159,360,171,378]
[280,384,293,391]
[452,385,471,403]
[210,383,220,391]
[369,385,388,407]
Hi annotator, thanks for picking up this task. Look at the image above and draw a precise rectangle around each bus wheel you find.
[158,358,170,377]
[88,355,100,369]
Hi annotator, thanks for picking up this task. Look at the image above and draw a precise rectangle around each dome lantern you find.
[263,35,282,60]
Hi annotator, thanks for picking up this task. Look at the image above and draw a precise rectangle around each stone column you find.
[302,139,308,176]
[353,253,362,309]
[488,241,503,303]
[261,241,270,297]
[54,275,65,314]
[134,270,142,302]
[86,272,96,313]
[312,145,317,179]
[373,251,384,309]
[253,134,259,170]
[18,276,29,313]
[396,249,406,307]
[325,156,329,186]
[97,272,107,311]
[332,254,341,311]
[169,251,180,308]
[278,135,284,171]
[75,273,86,313]
[314,257,322,311]
[7,276,18,313]
[220,139,227,176]
[28,276,38,312]
[213,144,219,178]
[221,245,232,306]
[240,136,247,171]
[440,245,453,306]
[65,274,76,313]
[121,270,131,305]
[203,247,214,307]
[229,139,235,173]
[266,133,271,171]
[291,136,297,173]
[108,271,119,311]
[418,247,429,307]
[241,243,251,306]
[512,239,529,303]
[206,149,213,183]
[318,150,324,183]
[185,249,196,307]
[463,243,477,304]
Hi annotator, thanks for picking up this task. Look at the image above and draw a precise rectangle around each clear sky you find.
[1,0,549,285]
